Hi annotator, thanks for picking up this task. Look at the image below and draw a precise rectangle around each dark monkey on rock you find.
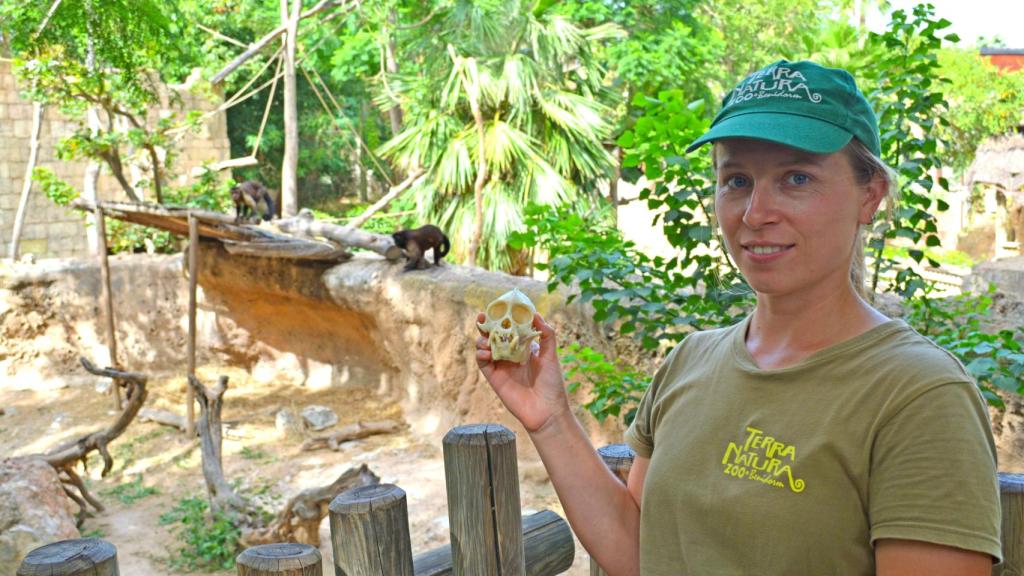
[392,225,451,270]
[231,180,276,223]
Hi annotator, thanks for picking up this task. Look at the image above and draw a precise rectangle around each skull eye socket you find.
[487,301,508,319]
[510,304,532,324]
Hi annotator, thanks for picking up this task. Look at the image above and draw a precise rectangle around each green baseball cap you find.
[686,60,881,157]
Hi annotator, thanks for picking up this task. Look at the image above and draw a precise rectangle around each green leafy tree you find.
[1,0,200,204]
[378,0,622,271]
[936,47,1024,173]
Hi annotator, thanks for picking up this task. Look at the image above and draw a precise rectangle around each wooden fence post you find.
[996,473,1024,576]
[412,509,574,576]
[329,483,414,576]
[442,424,525,576]
[17,538,118,576]
[590,444,636,576]
[236,542,322,576]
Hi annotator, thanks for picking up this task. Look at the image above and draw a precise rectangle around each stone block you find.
[18,238,48,255]
[12,119,30,138]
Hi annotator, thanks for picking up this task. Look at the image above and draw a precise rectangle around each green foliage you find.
[936,47,1024,172]
[377,0,622,270]
[34,167,79,207]
[239,446,271,461]
[906,286,1024,406]
[562,343,649,425]
[101,475,159,505]
[864,4,956,298]
[159,496,241,572]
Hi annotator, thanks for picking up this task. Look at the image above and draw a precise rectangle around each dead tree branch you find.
[34,357,148,525]
[301,419,404,452]
[241,464,380,547]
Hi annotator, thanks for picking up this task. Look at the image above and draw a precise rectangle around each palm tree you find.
[377,0,623,271]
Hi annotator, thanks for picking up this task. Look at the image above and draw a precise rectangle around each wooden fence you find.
[16,424,575,576]
[16,431,1023,576]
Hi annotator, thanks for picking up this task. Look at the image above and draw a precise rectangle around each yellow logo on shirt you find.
[722,426,806,493]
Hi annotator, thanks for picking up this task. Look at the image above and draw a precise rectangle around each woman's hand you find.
[475,312,570,433]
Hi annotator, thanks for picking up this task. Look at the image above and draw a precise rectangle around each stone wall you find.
[0,60,231,259]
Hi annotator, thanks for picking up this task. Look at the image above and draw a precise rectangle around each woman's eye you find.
[725,175,749,188]
[786,173,810,185]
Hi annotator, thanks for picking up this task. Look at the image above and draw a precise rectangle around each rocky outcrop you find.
[0,458,79,575]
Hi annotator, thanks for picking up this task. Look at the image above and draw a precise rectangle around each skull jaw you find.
[480,323,540,364]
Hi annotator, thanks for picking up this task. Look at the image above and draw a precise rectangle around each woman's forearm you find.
[528,412,641,576]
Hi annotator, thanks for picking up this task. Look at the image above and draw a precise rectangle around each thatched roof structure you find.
[966,134,1024,198]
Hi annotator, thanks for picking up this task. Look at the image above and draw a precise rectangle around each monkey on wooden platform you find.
[231,180,275,223]
[392,224,450,271]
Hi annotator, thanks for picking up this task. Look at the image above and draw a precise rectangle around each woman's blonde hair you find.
[843,138,898,297]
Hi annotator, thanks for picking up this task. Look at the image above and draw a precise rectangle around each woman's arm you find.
[875,539,993,576]
[476,313,642,576]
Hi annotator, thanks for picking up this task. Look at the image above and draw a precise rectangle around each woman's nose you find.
[742,184,780,229]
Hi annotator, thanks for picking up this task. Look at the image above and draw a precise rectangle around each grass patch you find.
[159,496,240,572]
[101,475,159,505]
[239,446,272,461]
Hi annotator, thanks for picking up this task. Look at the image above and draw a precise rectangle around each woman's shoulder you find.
[871,321,972,381]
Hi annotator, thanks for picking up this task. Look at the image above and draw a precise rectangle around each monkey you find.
[230,180,275,223]
[391,225,451,271]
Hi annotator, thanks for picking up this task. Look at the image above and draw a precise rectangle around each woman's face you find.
[713,138,884,299]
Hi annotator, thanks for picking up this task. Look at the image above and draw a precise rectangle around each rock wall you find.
[0,250,634,448]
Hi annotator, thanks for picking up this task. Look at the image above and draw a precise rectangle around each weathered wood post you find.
[591,444,636,576]
[95,207,121,410]
[996,473,1024,576]
[17,538,119,575]
[185,213,199,437]
[329,483,415,575]
[442,424,525,576]
[413,509,574,576]
[236,542,322,576]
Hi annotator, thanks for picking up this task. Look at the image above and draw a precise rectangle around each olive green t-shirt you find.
[624,318,1001,575]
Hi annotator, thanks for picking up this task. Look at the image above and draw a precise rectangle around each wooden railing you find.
[17,432,1021,576]
[16,424,574,576]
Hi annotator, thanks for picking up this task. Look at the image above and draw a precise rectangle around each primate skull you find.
[478,288,541,364]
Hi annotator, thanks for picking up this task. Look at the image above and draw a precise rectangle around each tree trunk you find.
[385,9,404,136]
[359,99,369,202]
[189,375,250,520]
[467,61,487,268]
[9,101,44,260]
[280,0,302,217]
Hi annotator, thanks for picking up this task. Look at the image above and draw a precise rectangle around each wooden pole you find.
[186,214,198,438]
[9,100,44,260]
[412,509,574,576]
[237,543,322,576]
[590,444,636,576]
[442,424,525,576]
[328,483,414,575]
[996,473,1024,576]
[279,0,301,217]
[17,538,118,576]
[95,207,121,409]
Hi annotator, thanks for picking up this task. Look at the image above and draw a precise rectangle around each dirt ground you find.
[0,365,594,575]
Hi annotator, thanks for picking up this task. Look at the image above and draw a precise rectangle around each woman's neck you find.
[746,287,890,370]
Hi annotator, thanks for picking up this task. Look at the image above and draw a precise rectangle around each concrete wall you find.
[0,60,231,259]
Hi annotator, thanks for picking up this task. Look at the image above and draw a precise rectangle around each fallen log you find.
[301,419,405,452]
[275,209,402,260]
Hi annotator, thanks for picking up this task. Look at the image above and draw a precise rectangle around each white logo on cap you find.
[726,65,822,107]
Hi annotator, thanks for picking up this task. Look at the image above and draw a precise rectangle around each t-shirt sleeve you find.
[868,381,1002,562]
[625,342,685,459]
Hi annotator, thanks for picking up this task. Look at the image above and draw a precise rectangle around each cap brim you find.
[685,112,854,155]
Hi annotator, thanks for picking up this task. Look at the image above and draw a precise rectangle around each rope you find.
[250,53,283,158]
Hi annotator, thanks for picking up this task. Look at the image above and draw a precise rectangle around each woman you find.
[475,60,1001,575]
